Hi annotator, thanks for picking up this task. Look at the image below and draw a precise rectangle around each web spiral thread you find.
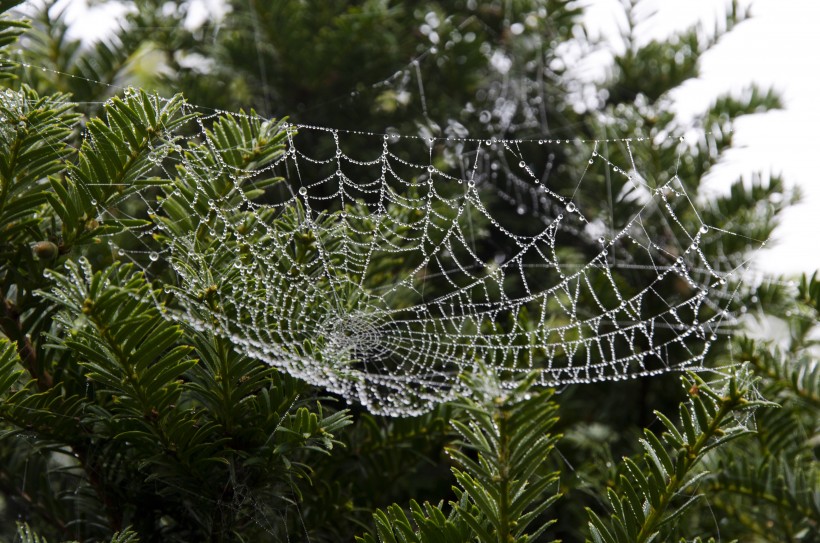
[93,105,749,416]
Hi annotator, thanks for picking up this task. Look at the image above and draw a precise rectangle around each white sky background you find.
[55,0,820,276]
[581,0,820,276]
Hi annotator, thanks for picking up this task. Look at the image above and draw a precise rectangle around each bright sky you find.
[51,0,820,277]
[583,0,820,276]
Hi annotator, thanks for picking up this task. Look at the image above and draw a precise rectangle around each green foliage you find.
[15,521,140,543]
[154,111,287,241]
[448,377,560,542]
[0,24,353,536]
[585,369,775,543]
[0,0,816,541]
[0,1,26,80]
[38,259,195,436]
[0,337,23,396]
[51,89,192,247]
[0,86,78,244]
[359,375,560,543]
[16,0,153,110]
[608,1,750,107]
[687,274,820,542]
[2,255,352,540]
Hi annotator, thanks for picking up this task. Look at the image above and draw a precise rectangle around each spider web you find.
[104,108,746,416]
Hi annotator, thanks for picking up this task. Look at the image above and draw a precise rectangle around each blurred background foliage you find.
[0,0,816,541]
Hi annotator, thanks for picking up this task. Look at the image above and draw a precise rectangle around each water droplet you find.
[428,165,434,173]
[149,252,159,261]
[299,187,308,196]
[588,159,594,164]
[598,237,605,244]
[566,202,576,212]
[517,206,526,215]
[519,161,525,168]
[700,225,708,234]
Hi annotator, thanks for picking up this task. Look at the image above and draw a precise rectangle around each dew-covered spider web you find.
[100,103,749,416]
